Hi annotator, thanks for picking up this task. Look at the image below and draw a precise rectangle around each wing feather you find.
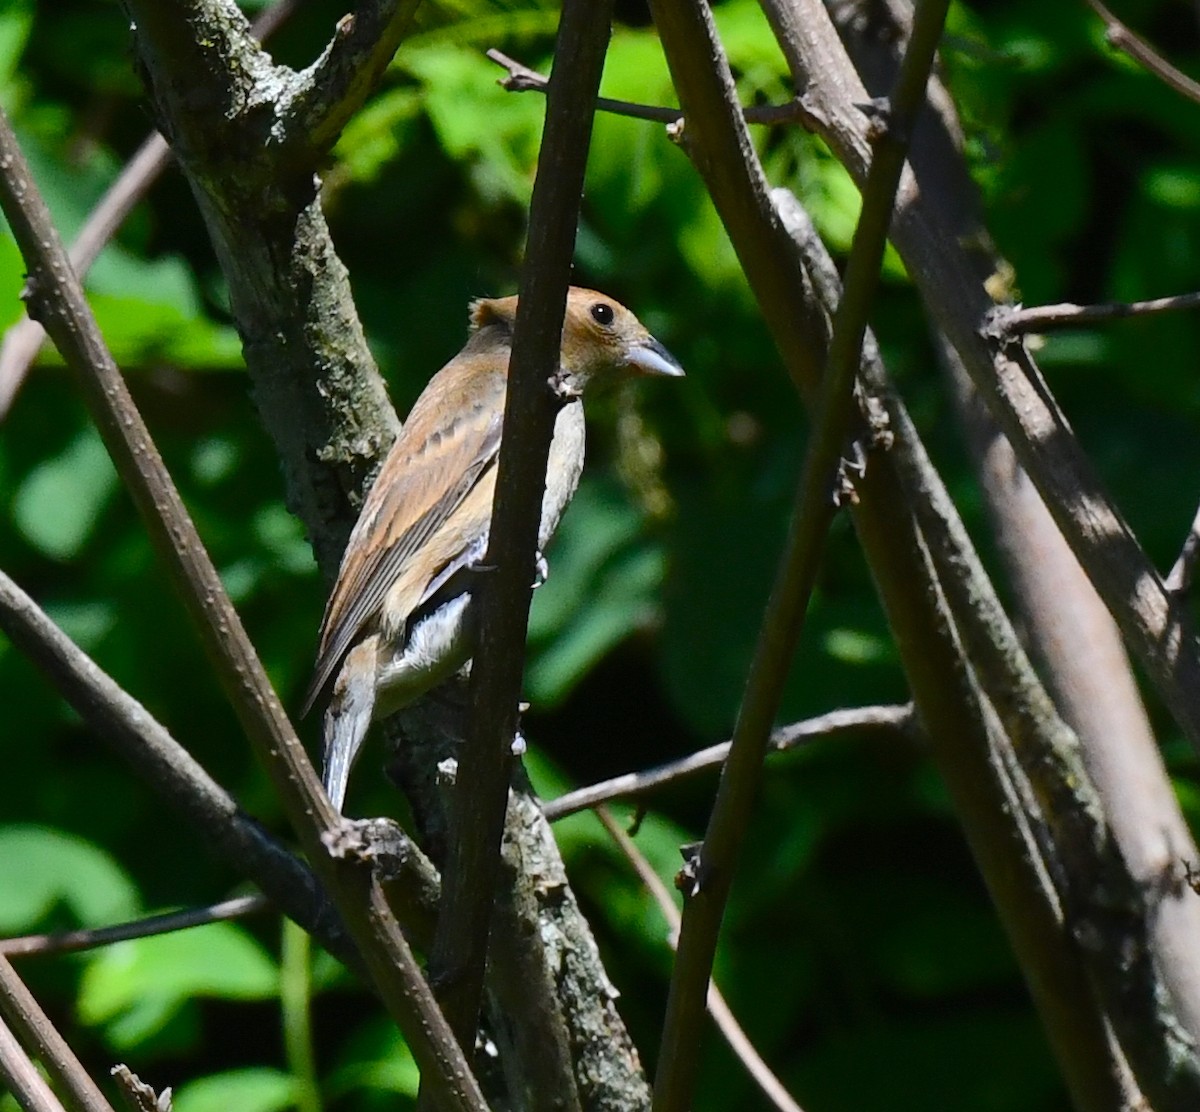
[301,352,507,713]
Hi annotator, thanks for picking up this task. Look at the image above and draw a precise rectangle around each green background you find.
[2,0,1199,1108]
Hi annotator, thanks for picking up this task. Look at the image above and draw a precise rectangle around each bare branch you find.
[763,0,1200,778]
[0,956,115,1112]
[596,807,805,1112]
[0,108,483,1111]
[0,1012,67,1112]
[990,291,1200,336]
[895,377,1200,1105]
[279,0,423,154]
[427,0,616,1056]
[486,48,820,128]
[649,1,949,1105]
[542,704,914,821]
[1085,0,1200,105]
[0,896,269,959]
[119,0,398,574]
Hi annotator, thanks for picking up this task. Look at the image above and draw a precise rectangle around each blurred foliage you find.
[1,0,1199,1109]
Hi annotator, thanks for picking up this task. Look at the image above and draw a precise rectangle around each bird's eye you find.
[590,302,615,327]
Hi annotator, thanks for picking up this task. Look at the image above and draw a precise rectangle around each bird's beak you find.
[627,336,685,378]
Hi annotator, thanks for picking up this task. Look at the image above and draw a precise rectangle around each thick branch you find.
[280,0,423,154]
[119,0,398,573]
[428,0,615,1056]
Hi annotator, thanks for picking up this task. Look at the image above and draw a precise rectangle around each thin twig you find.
[0,105,483,1112]
[0,0,303,421]
[991,290,1200,336]
[648,1,949,1106]
[486,48,820,127]
[0,895,269,958]
[0,956,115,1112]
[1085,0,1200,105]
[542,704,914,821]
[426,0,616,1061]
[595,807,805,1112]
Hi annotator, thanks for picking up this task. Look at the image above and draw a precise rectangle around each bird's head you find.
[468,286,684,391]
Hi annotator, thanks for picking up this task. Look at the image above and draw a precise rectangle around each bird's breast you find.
[540,400,586,548]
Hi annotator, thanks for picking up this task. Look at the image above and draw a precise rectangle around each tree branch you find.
[541,704,915,821]
[0,1012,67,1112]
[596,807,804,1112]
[0,107,484,1112]
[279,0,423,155]
[0,957,115,1112]
[762,0,1200,775]
[0,896,270,959]
[550,0,1123,1097]
[1085,0,1200,105]
[119,0,398,574]
[990,291,1200,335]
[427,0,616,1055]
[649,2,949,1106]
[0,0,302,421]
[0,568,359,966]
[486,48,820,128]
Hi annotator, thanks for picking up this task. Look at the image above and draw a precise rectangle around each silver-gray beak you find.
[627,336,685,378]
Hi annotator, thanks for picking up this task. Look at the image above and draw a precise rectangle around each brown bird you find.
[303,288,684,810]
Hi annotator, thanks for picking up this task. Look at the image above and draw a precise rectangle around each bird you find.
[302,287,684,811]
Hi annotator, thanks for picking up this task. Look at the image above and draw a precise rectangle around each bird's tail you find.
[322,639,378,813]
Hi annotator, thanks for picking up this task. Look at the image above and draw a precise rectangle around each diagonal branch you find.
[595,807,804,1112]
[1084,0,1200,105]
[0,0,303,421]
[0,956,115,1112]
[648,2,949,1106]
[761,0,1200,764]
[0,109,483,1112]
[541,704,915,821]
[0,1012,66,1112]
[0,568,356,967]
[279,0,423,155]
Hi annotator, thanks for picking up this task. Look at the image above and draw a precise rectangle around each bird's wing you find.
[302,355,507,712]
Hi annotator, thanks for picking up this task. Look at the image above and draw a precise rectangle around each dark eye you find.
[590,302,615,327]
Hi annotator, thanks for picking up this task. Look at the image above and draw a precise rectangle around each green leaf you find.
[0,0,33,100]
[12,425,118,560]
[79,921,279,1045]
[173,1068,297,1112]
[330,1015,420,1098]
[0,825,139,932]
